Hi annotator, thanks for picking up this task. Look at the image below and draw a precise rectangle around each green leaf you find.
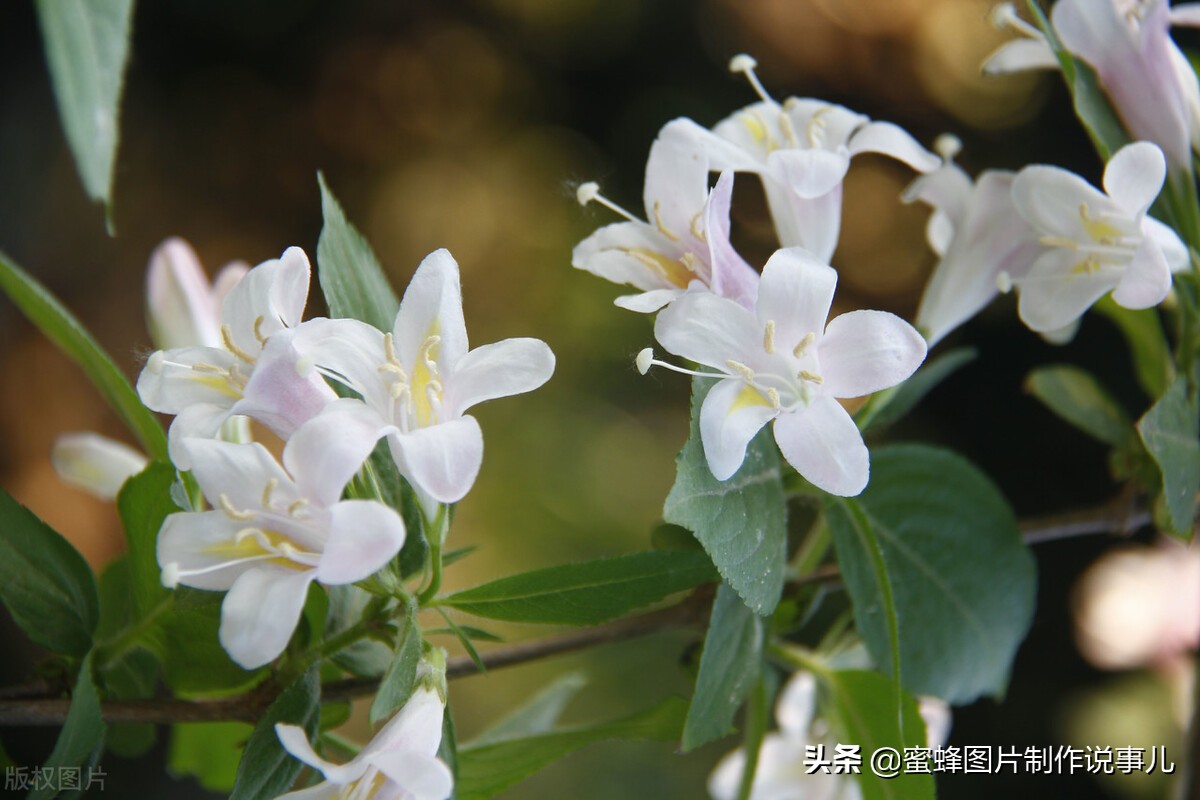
[0,487,98,657]
[167,721,252,793]
[441,550,717,625]
[858,347,977,433]
[1026,365,1133,447]
[682,583,763,751]
[317,173,400,332]
[229,668,321,800]
[456,697,688,800]
[1095,297,1173,399]
[664,378,787,615]
[150,601,266,696]
[826,445,1036,704]
[470,671,588,747]
[0,252,167,460]
[116,462,177,617]
[327,585,393,678]
[34,0,134,219]
[29,653,105,800]
[369,607,422,726]
[822,670,934,800]
[1137,375,1200,537]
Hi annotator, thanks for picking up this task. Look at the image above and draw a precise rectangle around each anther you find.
[690,211,707,242]
[793,332,816,358]
[729,53,775,104]
[218,494,256,521]
[778,113,800,149]
[680,252,703,275]
[221,324,258,364]
[653,201,680,241]
[805,107,831,149]
[261,478,278,509]
[763,320,777,354]
[253,316,269,346]
[799,370,824,384]
[575,182,641,223]
[766,387,782,409]
[726,359,756,381]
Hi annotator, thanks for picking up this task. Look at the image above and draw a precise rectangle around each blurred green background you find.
[0,0,1190,797]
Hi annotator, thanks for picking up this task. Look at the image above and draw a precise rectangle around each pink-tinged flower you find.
[573,122,759,312]
[274,686,452,800]
[667,55,938,262]
[157,424,405,669]
[51,432,148,500]
[905,137,1044,346]
[1010,141,1188,332]
[137,247,336,468]
[646,248,926,496]
[290,249,555,514]
[145,237,248,351]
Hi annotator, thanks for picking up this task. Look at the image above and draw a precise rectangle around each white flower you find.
[137,247,336,468]
[290,249,555,513]
[904,137,1044,345]
[145,236,248,351]
[667,55,938,262]
[275,686,452,800]
[51,432,148,500]
[1010,141,1188,332]
[573,121,759,312]
[157,422,405,669]
[648,248,926,496]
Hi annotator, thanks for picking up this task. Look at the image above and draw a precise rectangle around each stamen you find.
[389,382,409,399]
[261,478,278,509]
[635,350,724,380]
[218,494,256,521]
[679,252,703,275]
[383,332,401,367]
[689,211,707,242]
[1039,235,1079,249]
[252,316,269,346]
[991,3,1043,39]
[779,112,801,149]
[726,359,757,381]
[805,107,832,149]
[190,362,226,374]
[766,387,782,409]
[763,320,777,354]
[576,181,641,223]
[287,499,309,517]
[653,201,680,241]
[728,53,775,104]
[799,370,824,384]
[221,324,258,364]
[793,332,816,358]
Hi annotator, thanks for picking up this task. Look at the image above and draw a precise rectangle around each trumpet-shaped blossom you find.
[1010,141,1187,332]
[137,247,336,468]
[146,237,249,351]
[905,137,1044,346]
[573,122,759,312]
[290,249,555,512]
[157,423,405,669]
[51,432,148,500]
[648,248,926,496]
[275,686,452,800]
[667,55,938,262]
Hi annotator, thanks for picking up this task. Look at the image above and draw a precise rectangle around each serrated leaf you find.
[29,653,105,800]
[822,670,934,800]
[682,583,763,751]
[167,721,252,793]
[0,251,167,460]
[858,347,977,433]
[229,668,321,800]
[826,445,1036,704]
[0,487,98,657]
[470,672,587,747]
[317,173,400,332]
[1137,375,1199,537]
[456,697,688,800]
[1026,365,1133,447]
[441,550,716,625]
[116,462,177,617]
[369,607,421,726]
[35,0,134,219]
[664,378,787,615]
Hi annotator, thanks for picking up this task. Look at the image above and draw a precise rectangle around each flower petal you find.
[762,179,843,262]
[773,395,869,497]
[613,288,681,312]
[756,248,838,351]
[1016,249,1118,332]
[395,249,469,373]
[387,416,484,503]
[767,148,849,199]
[1012,165,1108,241]
[222,247,311,356]
[275,723,347,780]
[166,403,234,470]
[145,237,222,350]
[220,567,314,669]
[137,346,242,413]
[182,439,295,512]
[1111,236,1172,309]
[283,399,390,507]
[1145,216,1189,272]
[443,338,555,418]
[775,672,817,738]
[370,751,454,800]
[317,500,406,585]
[819,310,927,398]
[369,687,446,758]
[291,317,393,414]
[654,293,762,371]
[699,379,778,481]
[1103,142,1166,217]
[704,171,760,309]
[644,121,711,236]
[571,222,685,293]
[156,510,254,591]
[235,332,336,440]
[274,780,341,800]
[982,38,1059,75]
[848,121,939,173]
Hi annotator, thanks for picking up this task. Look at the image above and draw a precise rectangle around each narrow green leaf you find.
[116,462,177,617]
[683,584,763,751]
[229,668,321,800]
[0,487,98,657]
[317,173,400,332]
[34,0,134,217]
[664,378,787,615]
[436,608,486,672]
[456,697,688,800]
[822,670,934,800]
[1137,375,1200,537]
[167,722,253,793]
[470,672,588,747]
[29,653,105,800]
[858,347,977,433]
[441,550,716,625]
[369,608,422,726]
[1095,297,1173,399]
[0,252,166,460]
[826,445,1036,704]
[1026,365,1133,447]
